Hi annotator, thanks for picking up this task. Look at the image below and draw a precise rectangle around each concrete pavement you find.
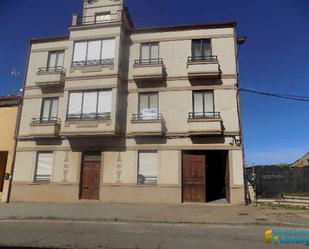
[0,203,308,227]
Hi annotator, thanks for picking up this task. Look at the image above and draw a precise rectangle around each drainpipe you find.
[233,25,248,204]
[6,41,31,203]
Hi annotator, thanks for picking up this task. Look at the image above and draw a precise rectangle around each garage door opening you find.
[182,150,229,203]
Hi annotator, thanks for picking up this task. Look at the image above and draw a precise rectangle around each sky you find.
[0,0,308,165]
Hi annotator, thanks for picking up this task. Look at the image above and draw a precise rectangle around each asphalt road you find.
[0,220,307,249]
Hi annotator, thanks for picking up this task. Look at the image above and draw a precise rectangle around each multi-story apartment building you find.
[11,0,245,204]
[0,96,20,203]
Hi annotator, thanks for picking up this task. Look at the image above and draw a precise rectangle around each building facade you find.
[0,96,20,203]
[11,0,245,204]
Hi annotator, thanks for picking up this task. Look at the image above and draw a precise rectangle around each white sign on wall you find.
[142,109,158,120]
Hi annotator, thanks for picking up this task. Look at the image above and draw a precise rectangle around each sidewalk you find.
[0,202,308,227]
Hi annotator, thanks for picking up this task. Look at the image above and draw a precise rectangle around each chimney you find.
[72,14,79,26]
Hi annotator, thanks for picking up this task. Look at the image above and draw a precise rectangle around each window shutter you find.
[51,99,59,119]
[57,52,64,67]
[150,43,159,60]
[98,90,112,114]
[194,92,204,113]
[141,44,150,60]
[48,53,57,68]
[42,99,51,121]
[73,42,87,62]
[82,92,97,116]
[139,94,148,113]
[138,152,158,184]
[36,152,53,181]
[101,39,115,59]
[87,40,101,62]
[68,92,82,115]
[204,92,214,113]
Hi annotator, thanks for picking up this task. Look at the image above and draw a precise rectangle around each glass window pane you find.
[141,44,150,60]
[202,40,212,57]
[204,92,214,113]
[87,40,101,63]
[68,92,82,116]
[96,12,111,22]
[82,92,98,115]
[48,53,57,68]
[194,92,204,113]
[150,43,159,60]
[149,93,158,110]
[192,40,202,57]
[51,99,59,119]
[138,152,158,184]
[36,152,53,181]
[139,94,149,114]
[98,90,112,114]
[56,52,64,67]
[101,39,115,61]
[73,42,87,62]
[41,99,51,121]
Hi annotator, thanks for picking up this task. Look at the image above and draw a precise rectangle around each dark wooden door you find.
[182,153,206,202]
[0,152,8,192]
[80,160,101,200]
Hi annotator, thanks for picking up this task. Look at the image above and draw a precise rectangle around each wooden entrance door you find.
[80,154,101,200]
[182,153,206,202]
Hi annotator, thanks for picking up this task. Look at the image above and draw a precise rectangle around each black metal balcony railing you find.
[72,59,114,67]
[131,113,163,121]
[188,112,221,119]
[187,56,218,63]
[30,117,61,125]
[66,112,111,121]
[38,66,66,74]
[134,58,166,68]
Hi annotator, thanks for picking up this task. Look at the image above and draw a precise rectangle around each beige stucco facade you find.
[11,0,245,204]
[0,97,20,202]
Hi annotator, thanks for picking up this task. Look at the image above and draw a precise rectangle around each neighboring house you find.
[291,152,309,168]
[0,96,20,202]
[11,0,245,204]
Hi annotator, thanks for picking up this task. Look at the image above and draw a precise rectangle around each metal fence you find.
[245,166,309,198]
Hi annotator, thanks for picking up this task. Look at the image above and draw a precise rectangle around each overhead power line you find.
[239,88,309,102]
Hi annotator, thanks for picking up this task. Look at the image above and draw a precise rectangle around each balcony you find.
[29,117,61,138]
[187,56,221,79]
[35,66,65,88]
[188,112,223,135]
[60,112,116,137]
[129,113,166,136]
[132,58,167,82]
[73,13,121,27]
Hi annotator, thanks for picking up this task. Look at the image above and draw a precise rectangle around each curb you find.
[0,216,308,228]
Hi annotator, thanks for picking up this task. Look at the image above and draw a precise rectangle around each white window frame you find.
[34,152,53,182]
[72,39,115,66]
[67,90,112,120]
[137,151,158,185]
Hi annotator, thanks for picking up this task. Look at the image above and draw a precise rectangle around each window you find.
[138,92,158,119]
[95,11,111,23]
[67,90,112,119]
[140,43,159,63]
[193,91,214,118]
[47,50,64,70]
[192,39,212,58]
[72,39,115,66]
[35,152,53,182]
[138,151,158,184]
[40,98,59,122]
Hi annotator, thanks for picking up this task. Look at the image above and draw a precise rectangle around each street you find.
[0,220,308,249]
